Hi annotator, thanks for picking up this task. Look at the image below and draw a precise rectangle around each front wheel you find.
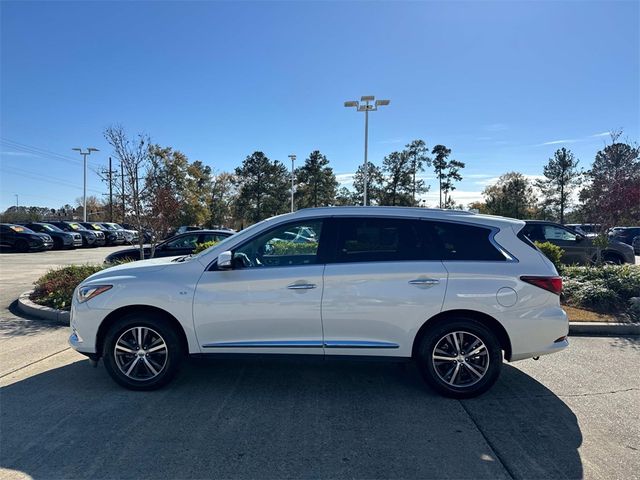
[416,319,503,398]
[103,313,184,390]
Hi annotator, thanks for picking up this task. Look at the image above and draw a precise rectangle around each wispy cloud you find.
[0,151,33,157]
[376,138,405,145]
[591,131,611,137]
[484,123,508,132]
[536,139,579,146]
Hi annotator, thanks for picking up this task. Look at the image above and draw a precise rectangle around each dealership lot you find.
[1,249,639,479]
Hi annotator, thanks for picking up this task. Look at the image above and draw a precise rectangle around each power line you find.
[0,165,103,194]
[0,138,102,169]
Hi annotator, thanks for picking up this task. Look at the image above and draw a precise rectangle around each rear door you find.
[321,217,448,358]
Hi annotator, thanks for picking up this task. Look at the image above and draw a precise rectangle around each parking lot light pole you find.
[344,96,390,206]
[72,147,99,222]
[288,154,296,212]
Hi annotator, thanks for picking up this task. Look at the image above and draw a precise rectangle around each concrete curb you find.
[16,290,640,336]
[569,321,640,336]
[18,290,70,325]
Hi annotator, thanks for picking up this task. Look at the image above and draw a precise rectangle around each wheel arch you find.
[412,309,512,361]
[95,305,189,358]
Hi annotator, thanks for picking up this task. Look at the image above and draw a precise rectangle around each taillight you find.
[520,276,562,295]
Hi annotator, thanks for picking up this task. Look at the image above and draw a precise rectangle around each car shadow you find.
[0,357,582,479]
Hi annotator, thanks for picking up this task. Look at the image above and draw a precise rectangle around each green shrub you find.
[562,264,640,315]
[31,264,105,311]
[194,241,219,254]
[534,241,565,271]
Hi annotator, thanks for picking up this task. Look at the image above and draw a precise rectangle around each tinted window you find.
[334,217,437,263]
[521,224,544,242]
[234,220,323,268]
[201,233,228,243]
[166,234,200,249]
[433,222,506,261]
[543,225,577,242]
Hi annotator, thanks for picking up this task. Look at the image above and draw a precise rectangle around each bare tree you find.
[104,125,152,259]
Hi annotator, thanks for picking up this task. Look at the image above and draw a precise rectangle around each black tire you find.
[53,237,63,250]
[15,239,29,253]
[103,312,184,390]
[602,252,623,265]
[416,318,502,398]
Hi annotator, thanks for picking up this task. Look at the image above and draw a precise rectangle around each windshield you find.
[10,225,35,233]
[101,224,118,230]
[67,223,84,231]
[89,224,104,230]
[40,224,63,232]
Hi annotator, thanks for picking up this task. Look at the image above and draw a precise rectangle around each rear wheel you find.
[103,312,184,390]
[602,252,623,265]
[416,318,502,398]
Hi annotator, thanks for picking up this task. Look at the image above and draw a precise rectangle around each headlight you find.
[76,285,112,303]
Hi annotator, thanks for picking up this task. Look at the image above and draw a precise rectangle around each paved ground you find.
[1,248,639,480]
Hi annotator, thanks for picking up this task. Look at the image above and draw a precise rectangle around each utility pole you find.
[121,161,125,222]
[288,154,296,212]
[344,96,390,206]
[72,147,99,221]
[108,157,113,222]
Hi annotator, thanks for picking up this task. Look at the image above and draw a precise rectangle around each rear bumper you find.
[510,337,569,361]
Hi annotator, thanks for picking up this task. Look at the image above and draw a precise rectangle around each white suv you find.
[69,207,568,398]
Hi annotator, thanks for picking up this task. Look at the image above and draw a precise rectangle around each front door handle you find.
[408,278,440,286]
[287,283,317,290]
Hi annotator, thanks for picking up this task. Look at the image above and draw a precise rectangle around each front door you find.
[540,224,590,264]
[193,219,327,354]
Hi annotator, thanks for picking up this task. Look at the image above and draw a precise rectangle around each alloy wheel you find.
[431,331,490,388]
[114,326,168,381]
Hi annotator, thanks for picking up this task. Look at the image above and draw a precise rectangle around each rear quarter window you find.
[432,222,507,261]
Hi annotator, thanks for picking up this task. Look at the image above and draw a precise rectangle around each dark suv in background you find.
[21,222,83,249]
[0,224,54,252]
[49,221,105,247]
[522,221,635,264]
[80,222,124,246]
[609,227,640,247]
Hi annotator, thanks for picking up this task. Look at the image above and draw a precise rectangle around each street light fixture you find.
[344,95,390,206]
[288,154,296,212]
[72,147,99,222]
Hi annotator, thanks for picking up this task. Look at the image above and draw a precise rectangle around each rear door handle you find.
[408,278,440,286]
[287,283,317,290]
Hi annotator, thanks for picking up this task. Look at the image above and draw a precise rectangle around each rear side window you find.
[334,217,439,262]
[432,222,506,261]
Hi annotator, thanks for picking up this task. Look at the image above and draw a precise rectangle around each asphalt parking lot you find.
[1,248,639,480]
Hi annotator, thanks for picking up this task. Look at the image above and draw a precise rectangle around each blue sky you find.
[1,0,638,211]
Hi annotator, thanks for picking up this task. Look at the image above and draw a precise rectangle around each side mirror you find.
[217,250,233,269]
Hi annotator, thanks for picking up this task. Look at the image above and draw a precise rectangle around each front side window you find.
[334,217,436,263]
[201,233,228,244]
[234,220,323,268]
[543,225,577,242]
[433,222,506,261]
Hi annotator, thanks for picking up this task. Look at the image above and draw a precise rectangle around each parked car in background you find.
[608,227,640,247]
[632,236,640,255]
[522,221,635,264]
[105,229,234,263]
[565,223,601,238]
[49,221,105,247]
[0,223,54,252]
[165,226,201,239]
[100,222,139,244]
[81,222,124,246]
[21,222,82,249]
[121,223,154,243]
[72,207,569,398]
